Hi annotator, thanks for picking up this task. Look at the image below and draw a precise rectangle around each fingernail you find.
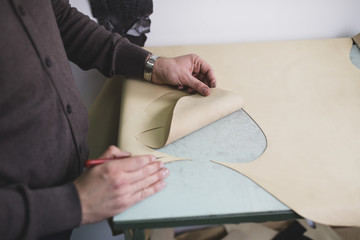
[159,161,164,168]
[162,168,169,178]
[201,87,209,95]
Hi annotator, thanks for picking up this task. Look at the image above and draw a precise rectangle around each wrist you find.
[144,54,159,82]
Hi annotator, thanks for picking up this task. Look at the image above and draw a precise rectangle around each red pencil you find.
[85,158,122,168]
[85,156,163,168]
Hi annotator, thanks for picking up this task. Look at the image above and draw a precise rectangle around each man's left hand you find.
[151,54,216,96]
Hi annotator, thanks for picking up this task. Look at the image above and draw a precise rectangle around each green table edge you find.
[111,210,300,232]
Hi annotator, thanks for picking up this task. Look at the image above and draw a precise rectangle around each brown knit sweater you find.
[0,0,149,239]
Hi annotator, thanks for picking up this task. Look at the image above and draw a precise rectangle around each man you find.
[0,0,216,239]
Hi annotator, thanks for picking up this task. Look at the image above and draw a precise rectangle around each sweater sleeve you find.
[51,0,150,78]
[0,183,81,240]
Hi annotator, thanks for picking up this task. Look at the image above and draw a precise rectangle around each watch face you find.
[144,55,159,81]
[145,57,156,70]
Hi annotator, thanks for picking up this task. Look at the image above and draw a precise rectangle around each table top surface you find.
[112,44,360,229]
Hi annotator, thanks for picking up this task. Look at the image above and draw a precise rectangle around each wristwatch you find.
[144,54,159,81]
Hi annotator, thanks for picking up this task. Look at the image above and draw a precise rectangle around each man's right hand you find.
[74,146,169,224]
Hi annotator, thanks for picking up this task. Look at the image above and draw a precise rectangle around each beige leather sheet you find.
[117,79,243,162]
[88,77,124,159]
[89,37,360,226]
[146,38,360,226]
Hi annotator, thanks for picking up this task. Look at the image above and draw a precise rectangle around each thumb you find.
[100,145,131,159]
[186,75,211,96]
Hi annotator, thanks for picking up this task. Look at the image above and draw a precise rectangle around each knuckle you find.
[194,81,204,90]
[136,155,152,165]
[102,165,127,185]
[135,156,145,166]
[114,195,128,209]
[146,154,155,162]
[143,177,154,189]
[144,186,156,198]
[189,53,198,59]
[112,176,127,190]
[133,156,143,166]
[157,170,165,180]
[139,189,148,201]
[101,163,115,177]
[142,165,153,177]
[108,145,118,153]
[153,183,161,192]
[140,178,149,190]
[143,176,155,191]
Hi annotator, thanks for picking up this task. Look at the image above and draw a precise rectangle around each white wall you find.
[147,0,360,46]
[69,0,360,239]
[72,0,360,47]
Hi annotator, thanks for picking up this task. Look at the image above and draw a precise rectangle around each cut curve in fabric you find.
[118,78,244,162]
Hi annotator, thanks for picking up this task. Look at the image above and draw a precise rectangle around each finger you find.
[192,73,213,94]
[130,179,167,204]
[205,70,216,88]
[124,161,166,184]
[186,75,211,96]
[100,145,131,159]
[194,72,208,86]
[112,155,157,172]
[197,59,216,88]
[203,78,210,89]
[121,167,169,195]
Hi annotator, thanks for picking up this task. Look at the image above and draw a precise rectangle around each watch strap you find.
[144,54,159,81]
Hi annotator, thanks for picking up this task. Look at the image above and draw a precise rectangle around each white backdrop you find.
[69,1,360,239]
[71,0,360,46]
